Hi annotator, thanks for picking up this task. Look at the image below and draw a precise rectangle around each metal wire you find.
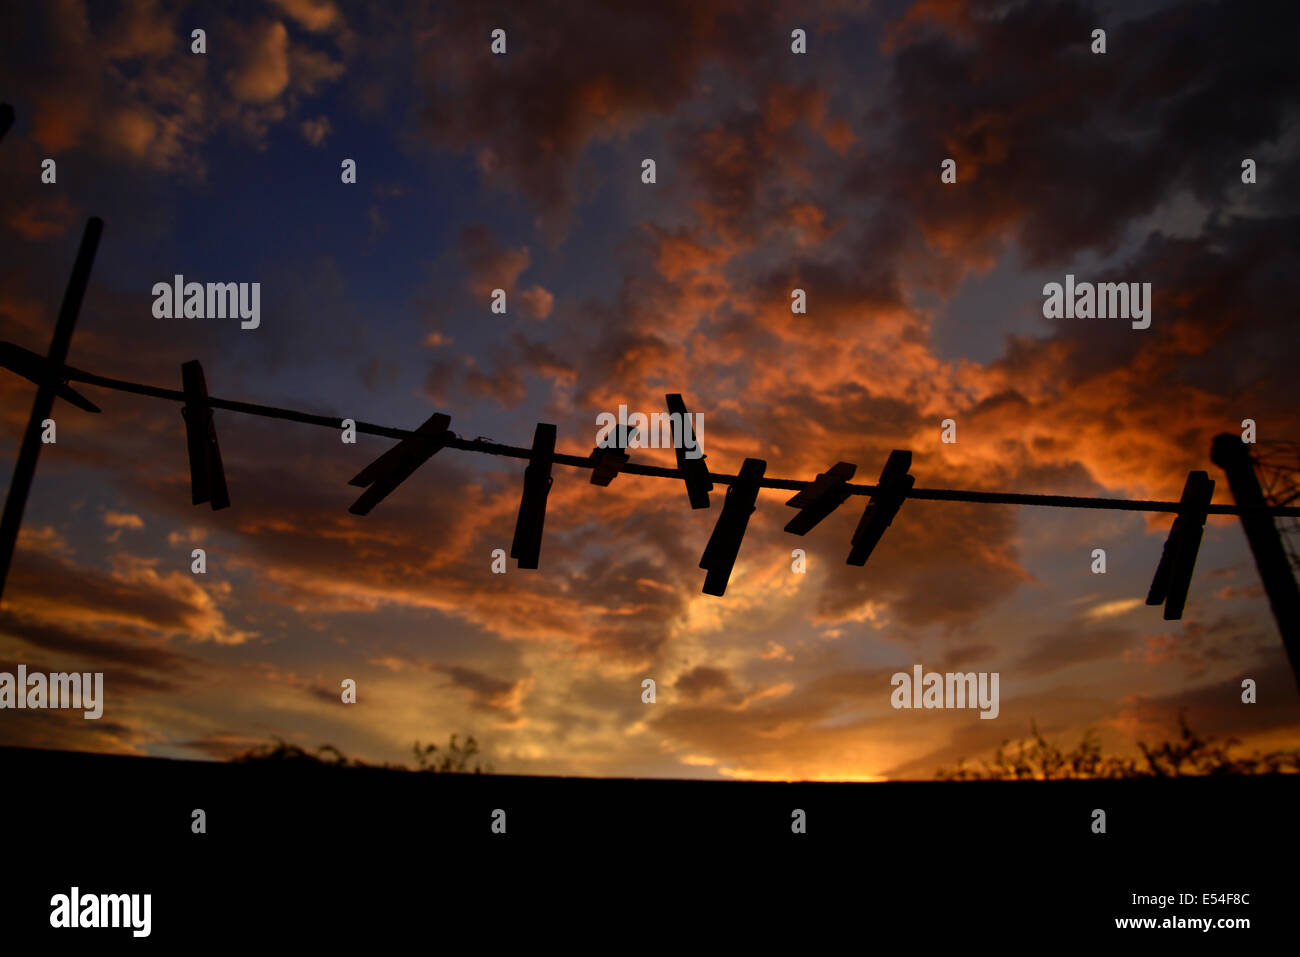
[52,363,1300,518]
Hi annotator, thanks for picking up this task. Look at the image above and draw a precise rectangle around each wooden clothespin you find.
[181,360,230,510]
[347,412,451,515]
[666,393,711,509]
[511,423,557,569]
[1146,470,1215,620]
[590,447,629,487]
[847,450,913,566]
[700,458,766,596]
[590,424,634,487]
[784,461,856,535]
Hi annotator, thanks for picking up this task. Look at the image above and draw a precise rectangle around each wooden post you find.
[0,218,103,603]
[1211,433,1300,691]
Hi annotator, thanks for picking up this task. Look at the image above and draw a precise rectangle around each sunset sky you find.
[1,0,1297,780]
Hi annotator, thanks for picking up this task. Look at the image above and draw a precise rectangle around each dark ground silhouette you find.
[5,741,1296,940]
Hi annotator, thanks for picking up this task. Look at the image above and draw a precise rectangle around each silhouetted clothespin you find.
[784,461,856,535]
[847,450,913,566]
[666,393,711,509]
[0,104,13,144]
[0,341,100,412]
[590,424,634,486]
[511,423,556,569]
[180,360,230,510]
[1146,470,1214,620]
[589,447,629,486]
[347,412,451,515]
[700,458,766,596]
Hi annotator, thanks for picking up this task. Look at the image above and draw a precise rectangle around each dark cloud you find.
[1012,621,1137,678]
[0,657,155,753]
[437,664,524,712]
[863,0,1300,268]
[674,665,732,700]
[0,609,196,680]
[1118,648,1300,740]
[412,0,807,233]
[814,501,1028,629]
[181,731,269,761]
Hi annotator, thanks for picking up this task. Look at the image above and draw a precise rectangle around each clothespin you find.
[0,103,13,144]
[0,341,100,413]
[666,393,712,509]
[847,450,913,566]
[511,423,557,569]
[1146,470,1214,620]
[700,458,766,596]
[784,461,856,535]
[590,425,634,486]
[590,447,629,486]
[180,360,229,510]
[347,412,451,515]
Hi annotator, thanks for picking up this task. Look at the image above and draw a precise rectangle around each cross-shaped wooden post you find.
[0,217,103,603]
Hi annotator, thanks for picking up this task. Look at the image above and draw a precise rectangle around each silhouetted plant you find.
[232,738,354,766]
[232,733,492,773]
[411,734,491,773]
[936,714,1300,780]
